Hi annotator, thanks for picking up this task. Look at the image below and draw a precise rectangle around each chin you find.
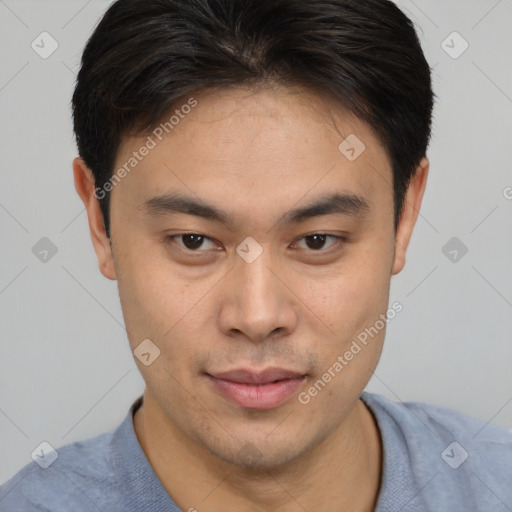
[200,431,314,473]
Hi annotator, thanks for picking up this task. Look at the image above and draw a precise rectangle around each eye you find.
[167,233,219,252]
[293,234,342,251]
[166,232,345,255]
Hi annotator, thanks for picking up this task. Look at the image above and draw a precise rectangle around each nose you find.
[218,247,298,343]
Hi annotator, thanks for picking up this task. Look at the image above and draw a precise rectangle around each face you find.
[75,84,427,469]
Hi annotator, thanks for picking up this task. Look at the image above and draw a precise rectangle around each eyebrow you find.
[141,191,370,227]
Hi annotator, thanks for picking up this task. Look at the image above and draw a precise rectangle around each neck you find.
[133,391,382,512]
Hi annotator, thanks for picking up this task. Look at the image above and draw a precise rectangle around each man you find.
[1,0,510,510]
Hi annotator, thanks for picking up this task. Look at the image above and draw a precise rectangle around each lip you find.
[206,368,307,410]
[209,367,305,384]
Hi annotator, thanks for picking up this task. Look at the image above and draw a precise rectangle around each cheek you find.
[118,253,220,365]
[317,258,391,336]
[114,245,187,349]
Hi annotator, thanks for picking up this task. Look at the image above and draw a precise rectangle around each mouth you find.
[206,367,307,410]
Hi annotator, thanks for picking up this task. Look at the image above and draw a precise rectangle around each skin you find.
[74,83,428,512]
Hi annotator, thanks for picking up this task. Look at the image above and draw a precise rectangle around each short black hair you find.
[72,0,434,238]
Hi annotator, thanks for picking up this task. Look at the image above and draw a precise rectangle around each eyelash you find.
[166,233,347,255]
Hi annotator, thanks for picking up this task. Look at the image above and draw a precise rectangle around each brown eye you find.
[181,234,206,250]
[295,234,340,251]
[167,233,218,252]
[305,234,328,250]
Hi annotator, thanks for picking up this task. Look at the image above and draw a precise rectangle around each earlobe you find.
[73,157,117,281]
[391,157,429,276]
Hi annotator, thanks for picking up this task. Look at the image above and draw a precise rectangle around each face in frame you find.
[74,83,428,474]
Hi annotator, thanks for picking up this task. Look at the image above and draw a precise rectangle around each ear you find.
[391,157,429,275]
[73,157,117,280]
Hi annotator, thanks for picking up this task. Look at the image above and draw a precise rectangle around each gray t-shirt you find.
[1,392,511,511]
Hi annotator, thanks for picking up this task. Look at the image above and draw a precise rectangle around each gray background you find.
[1,0,511,484]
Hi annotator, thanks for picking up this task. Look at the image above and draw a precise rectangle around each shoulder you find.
[362,390,512,454]
[0,430,118,512]
[361,391,512,511]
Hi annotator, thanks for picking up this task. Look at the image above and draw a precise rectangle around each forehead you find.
[112,85,393,224]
